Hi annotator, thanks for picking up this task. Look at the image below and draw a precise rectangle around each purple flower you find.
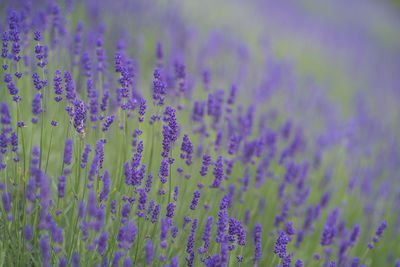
[1,102,11,125]
[145,239,154,265]
[180,134,193,165]
[228,134,239,155]
[210,156,224,188]
[32,92,42,118]
[123,258,132,267]
[100,90,110,112]
[170,257,179,267]
[166,203,176,218]
[152,68,166,105]
[64,71,77,102]
[227,84,237,105]
[254,224,262,262]
[117,220,137,249]
[216,209,228,243]
[59,258,67,267]
[121,203,131,223]
[350,224,360,245]
[156,41,163,60]
[190,191,201,210]
[82,52,92,77]
[102,115,115,132]
[138,98,146,122]
[186,218,198,266]
[57,176,66,198]
[78,201,85,218]
[2,192,11,212]
[351,257,360,267]
[158,159,169,183]
[160,218,170,242]
[72,253,80,267]
[199,154,212,177]
[112,251,122,267]
[34,31,42,41]
[53,69,63,102]
[24,225,33,241]
[295,259,303,267]
[375,220,387,237]
[320,208,339,246]
[99,170,110,202]
[81,144,91,168]
[73,99,87,133]
[39,235,50,266]
[63,138,73,165]
[151,204,160,223]
[274,232,289,259]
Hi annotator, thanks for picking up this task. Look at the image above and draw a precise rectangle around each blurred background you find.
[2,0,400,219]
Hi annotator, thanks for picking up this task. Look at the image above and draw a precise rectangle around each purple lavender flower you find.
[59,258,67,267]
[190,191,201,210]
[2,192,11,212]
[57,176,66,198]
[375,220,387,237]
[39,235,50,266]
[200,154,212,176]
[166,203,176,218]
[216,209,228,243]
[112,251,122,267]
[151,204,160,223]
[145,239,154,265]
[158,158,169,183]
[64,71,77,102]
[1,102,11,125]
[121,203,131,223]
[180,134,193,165]
[31,92,42,122]
[81,144,91,168]
[102,115,115,132]
[123,258,132,267]
[160,217,170,242]
[173,186,179,201]
[170,257,179,267]
[63,138,73,165]
[254,224,262,262]
[73,99,87,133]
[350,224,360,245]
[53,70,63,102]
[295,259,303,267]
[186,218,198,266]
[210,156,224,188]
[99,170,110,202]
[117,220,137,249]
[274,232,289,259]
[24,225,33,241]
[320,208,339,246]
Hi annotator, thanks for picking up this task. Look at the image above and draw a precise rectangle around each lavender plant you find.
[0,1,399,267]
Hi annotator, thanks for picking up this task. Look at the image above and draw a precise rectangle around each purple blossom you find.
[254,224,262,262]
[216,209,228,243]
[146,239,154,265]
[53,70,63,102]
[200,154,212,176]
[117,220,137,249]
[190,191,201,210]
[63,138,73,165]
[375,220,387,237]
[210,156,224,188]
[81,144,91,168]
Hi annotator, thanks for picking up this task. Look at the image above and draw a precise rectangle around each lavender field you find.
[1,0,400,266]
